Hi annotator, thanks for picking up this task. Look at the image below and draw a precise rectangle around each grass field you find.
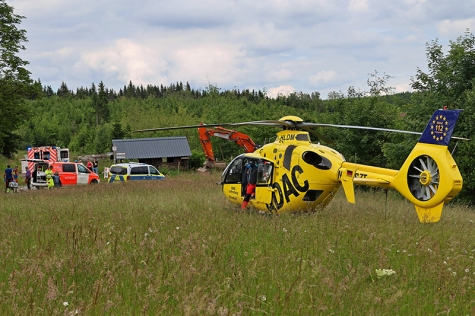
[1,171,475,315]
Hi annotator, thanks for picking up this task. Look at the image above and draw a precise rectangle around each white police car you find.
[108,162,165,183]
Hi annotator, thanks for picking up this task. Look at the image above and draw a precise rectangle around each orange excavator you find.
[198,125,258,172]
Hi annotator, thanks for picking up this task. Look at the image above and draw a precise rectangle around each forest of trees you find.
[1,0,474,204]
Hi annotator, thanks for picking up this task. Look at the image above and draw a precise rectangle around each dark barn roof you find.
[112,137,192,159]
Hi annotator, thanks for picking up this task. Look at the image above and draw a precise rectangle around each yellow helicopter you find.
[136,109,466,223]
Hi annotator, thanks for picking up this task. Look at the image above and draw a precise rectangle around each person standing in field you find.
[92,158,99,174]
[87,159,93,171]
[4,164,14,193]
[45,165,54,189]
[53,171,62,188]
[25,166,32,189]
[13,165,18,183]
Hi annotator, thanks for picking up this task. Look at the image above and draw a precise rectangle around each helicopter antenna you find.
[451,140,459,155]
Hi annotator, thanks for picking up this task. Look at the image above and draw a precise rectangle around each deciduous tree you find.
[0,0,31,157]
[410,30,475,203]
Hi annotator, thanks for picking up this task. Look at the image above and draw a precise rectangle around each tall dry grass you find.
[1,172,474,315]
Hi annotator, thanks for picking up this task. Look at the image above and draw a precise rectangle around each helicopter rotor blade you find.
[298,126,334,144]
[296,122,470,141]
[135,119,469,141]
[134,120,293,133]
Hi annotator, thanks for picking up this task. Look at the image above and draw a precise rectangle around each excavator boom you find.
[198,125,257,171]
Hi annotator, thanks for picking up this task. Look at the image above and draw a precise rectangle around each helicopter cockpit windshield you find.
[221,157,244,184]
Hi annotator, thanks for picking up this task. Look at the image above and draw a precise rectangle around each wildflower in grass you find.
[375,269,396,278]
[283,228,287,232]
[452,272,456,276]
[63,302,69,306]
[465,269,469,273]
[176,227,180,230]
[144,232,149,237]
[328,249,335,253]
[259,295,266,302]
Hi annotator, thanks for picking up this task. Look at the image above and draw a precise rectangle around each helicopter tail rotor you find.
[393,144,462,223]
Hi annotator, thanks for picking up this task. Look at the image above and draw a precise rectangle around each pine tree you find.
[92,81,109,125]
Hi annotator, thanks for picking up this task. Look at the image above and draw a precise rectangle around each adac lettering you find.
[268,165,309,211]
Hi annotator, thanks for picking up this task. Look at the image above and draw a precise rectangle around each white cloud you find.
[403,0,427,4]
[438,19,475,37]
[8,0,475,98]
[262,67,292,82]
[309,70,340,85]
[172,44,245,86]
[348,0,369,12]
[79,39,168,86]
[267,85,295,98]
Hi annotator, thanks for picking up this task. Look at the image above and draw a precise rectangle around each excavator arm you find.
[198,125,257,171]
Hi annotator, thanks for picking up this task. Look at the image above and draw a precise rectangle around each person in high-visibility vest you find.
[45,165,54,189]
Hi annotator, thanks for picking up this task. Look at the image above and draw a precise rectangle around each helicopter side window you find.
[257,162,273,184]
[222,158,244,184]
[302,151,332,170]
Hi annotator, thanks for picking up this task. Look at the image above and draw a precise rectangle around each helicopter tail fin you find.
[392,109,463,223]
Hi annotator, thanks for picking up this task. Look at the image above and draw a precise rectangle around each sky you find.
[8,0,475,99]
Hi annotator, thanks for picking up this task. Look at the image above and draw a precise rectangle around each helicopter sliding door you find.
[221,156,245,203]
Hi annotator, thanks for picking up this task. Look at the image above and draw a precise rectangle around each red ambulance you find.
[30,161,100,188]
